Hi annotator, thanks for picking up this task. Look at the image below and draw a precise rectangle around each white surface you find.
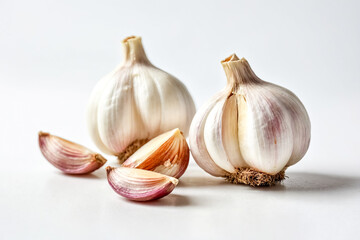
[1,0,360,239]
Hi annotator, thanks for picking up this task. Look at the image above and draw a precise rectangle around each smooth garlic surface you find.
[106,166,178,202]
[189,54,311,186]
[87,36,196,162]
[122,128,190,178]
[39,132,107,174]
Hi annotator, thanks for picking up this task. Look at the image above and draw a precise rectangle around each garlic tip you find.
[169,177,179,186]
[38,131,49,137]
[222,54,240,63]
[122,35,140,43]
[94,154,107,165]
[106,166,114,174]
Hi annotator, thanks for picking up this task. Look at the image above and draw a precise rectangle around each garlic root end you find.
[225,167,286,187]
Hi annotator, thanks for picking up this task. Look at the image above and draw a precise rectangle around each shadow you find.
[56,168,107,179]
[178,176,230,188]
[124,194,192,207]
[257,172,360,192]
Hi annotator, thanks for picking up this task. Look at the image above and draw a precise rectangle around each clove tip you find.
[94,154,107,164]
[122,35,140,43]
[169,177,179,186]
[105,166,114,175]
[221,54,240,63]
[38,131,50,137]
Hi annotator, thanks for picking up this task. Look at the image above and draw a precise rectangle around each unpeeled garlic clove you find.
[38,132,107,174]
[106,166,178,201]
[122,128,189,178]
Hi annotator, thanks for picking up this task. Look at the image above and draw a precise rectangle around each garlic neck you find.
[221,54,261,91]
[122,36,151,65]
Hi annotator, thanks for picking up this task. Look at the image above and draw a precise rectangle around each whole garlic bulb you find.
[87,36,196,162]
[189,54,311,186]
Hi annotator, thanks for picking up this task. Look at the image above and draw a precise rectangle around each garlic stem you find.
[221,55,261,90]
[122,36,150,65]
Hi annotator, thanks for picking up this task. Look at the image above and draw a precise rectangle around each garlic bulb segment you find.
[122,128,189,178]
[189,54,311,186]
[38,132,107,174]
[86,36,196,163]
[106,166,178,201]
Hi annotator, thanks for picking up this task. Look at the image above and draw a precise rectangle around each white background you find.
[1,0,360,239]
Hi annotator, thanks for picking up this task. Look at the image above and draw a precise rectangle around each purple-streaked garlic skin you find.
[189,54,311,178]
[188,93,228,177]
[106,167,178,202]
[38,132,107,174]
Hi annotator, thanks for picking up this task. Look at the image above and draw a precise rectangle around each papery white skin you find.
[87,36,196,155]
[189,54,311,176]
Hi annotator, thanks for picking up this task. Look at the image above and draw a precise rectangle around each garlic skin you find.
[122,128,189,178]
[106,166,178,201]
[87,36,196,162]
[189,54,311,186]
[38,132,107,174]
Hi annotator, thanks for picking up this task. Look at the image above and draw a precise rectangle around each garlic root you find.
[225,168,286,187]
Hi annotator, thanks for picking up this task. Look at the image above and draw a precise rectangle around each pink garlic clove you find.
[106,166,178,201]
[38,132,107,174]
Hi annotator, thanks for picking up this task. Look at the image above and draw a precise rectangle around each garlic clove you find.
[237,89,294,175]
[203,98,236,173]
[222,95,247,168]
[188,93,228,177]
[106,166,178,201]
[86,73,115,155]
[122,128,189,178]
[38,132,107,174]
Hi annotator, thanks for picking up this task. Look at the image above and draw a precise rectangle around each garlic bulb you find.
[189,54,311,186]
[87,36,196,162]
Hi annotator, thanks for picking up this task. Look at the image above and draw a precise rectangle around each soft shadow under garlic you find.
[256,171,360,192]
[123,194,192,207]
[178,176,230,188]
[56,169,107,179]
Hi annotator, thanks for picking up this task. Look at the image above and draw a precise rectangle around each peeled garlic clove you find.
[106,166,178,201]
[87,36,196,163]
[189,54,311,187]
[38,132,107,174]
[122,128,189,178]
